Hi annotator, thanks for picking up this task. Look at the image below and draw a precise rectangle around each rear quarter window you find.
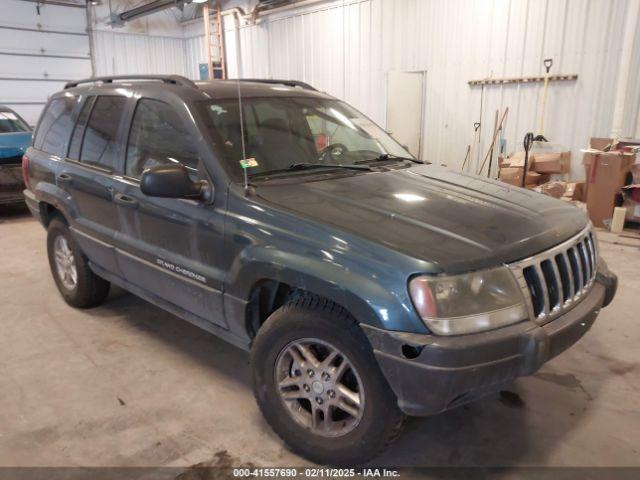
[34,96,78,156]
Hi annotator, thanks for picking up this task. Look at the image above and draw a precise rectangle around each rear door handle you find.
[57,173,72,183]
[113,192,138,208]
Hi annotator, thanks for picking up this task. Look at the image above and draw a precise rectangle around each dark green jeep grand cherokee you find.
[23,75,617,465]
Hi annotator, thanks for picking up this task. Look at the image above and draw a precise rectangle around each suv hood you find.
[255,164,588,274]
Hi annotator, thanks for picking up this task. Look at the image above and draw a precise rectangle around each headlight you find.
[408,267,528,335]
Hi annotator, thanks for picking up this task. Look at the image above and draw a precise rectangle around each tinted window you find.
[80,96,126,169]
[126,99,199,179]
[67,97,95,160]
[34,96,77,155]
[0,110,30,133]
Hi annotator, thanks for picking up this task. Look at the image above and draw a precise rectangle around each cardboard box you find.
[532,152,571,174]
[589,137,614,151]
[540,181,567,198]
[585,152,636,227]
[561,151,571,173]
[508,151,528,168]
[615,138,640,150]
[499,166,524,186]
[562,181,586,202]
[526,171,543,186]
[499,167,541,187]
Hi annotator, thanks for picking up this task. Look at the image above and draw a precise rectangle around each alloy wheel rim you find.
[275,338,365,437]
[54,235,77,290]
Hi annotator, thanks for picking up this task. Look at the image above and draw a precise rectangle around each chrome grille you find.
[508,225,598,324]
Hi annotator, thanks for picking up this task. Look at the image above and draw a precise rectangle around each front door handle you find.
[113,192,138,208]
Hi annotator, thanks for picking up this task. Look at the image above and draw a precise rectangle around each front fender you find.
[225,244,424,333]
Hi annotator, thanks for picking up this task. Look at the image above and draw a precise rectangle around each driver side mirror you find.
[140,163,211,201]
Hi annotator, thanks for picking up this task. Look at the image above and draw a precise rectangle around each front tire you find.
[47,217,110,308]
[251,294,404,465]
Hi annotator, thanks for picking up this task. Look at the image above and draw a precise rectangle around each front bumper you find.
[363,269,617,416]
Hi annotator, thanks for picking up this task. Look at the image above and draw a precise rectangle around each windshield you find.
[199,97,414,178]
[0,110,30,133]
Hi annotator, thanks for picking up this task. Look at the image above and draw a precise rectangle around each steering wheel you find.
[317,143,349,163]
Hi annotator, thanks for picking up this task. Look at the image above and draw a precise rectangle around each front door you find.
[113,97,227,328]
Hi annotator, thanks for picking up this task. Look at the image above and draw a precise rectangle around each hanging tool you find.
[462,122,481,172]
[462,145,471,172]
[477,108,509,176]
[538,58,553,136]
[521,132,534,188]
[475,84,485,174]
[486,110,499,178]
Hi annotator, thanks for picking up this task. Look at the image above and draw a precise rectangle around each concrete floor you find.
[1,205,639,470]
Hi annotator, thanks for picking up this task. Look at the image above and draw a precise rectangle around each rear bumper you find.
[23,189,43,221]
[363,267,617,416]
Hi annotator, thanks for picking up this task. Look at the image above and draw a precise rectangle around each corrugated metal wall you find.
[212,0,640,175]
[92,31,188,77]
[0,0,91,125]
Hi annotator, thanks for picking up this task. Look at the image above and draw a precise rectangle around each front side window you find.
[126,99,200,179]
[199,97,413,179]
[0,110,30,133]
[80,96,126,169]
[34,96,78,155]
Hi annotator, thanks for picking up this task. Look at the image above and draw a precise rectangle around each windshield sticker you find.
[240,158,258,169]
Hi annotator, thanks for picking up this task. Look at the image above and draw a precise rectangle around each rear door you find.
[60,94,129,275]
[113,96,227,328]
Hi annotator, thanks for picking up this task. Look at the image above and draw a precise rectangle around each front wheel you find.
[251,294,404,465]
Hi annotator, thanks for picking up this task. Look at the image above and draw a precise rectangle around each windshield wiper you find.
[355,154,422,165]
[252,162,372,178]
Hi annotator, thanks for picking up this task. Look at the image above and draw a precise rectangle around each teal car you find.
[0,106,32,205]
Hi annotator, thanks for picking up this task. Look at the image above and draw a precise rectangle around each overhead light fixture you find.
[87,0,102,5]
[192,0,208,3]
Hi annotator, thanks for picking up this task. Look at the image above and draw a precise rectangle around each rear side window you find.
[126,99,200,179]
[80,96,127,169]
[34,96,78,155]
[67,97,95,160]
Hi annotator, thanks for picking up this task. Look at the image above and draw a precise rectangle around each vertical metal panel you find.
[93,31,187,77]
[225,0,639,174]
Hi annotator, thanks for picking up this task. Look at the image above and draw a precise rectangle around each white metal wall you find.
[0,0,92,125]
[213,0,640,176]
[92,30,188,77]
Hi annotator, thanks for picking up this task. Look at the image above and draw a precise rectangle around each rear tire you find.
[251,294,404,465]
[47,217,110,308]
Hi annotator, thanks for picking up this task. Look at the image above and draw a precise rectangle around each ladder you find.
[203,0,226,80]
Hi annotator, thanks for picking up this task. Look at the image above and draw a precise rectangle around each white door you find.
[386,71,425,157]
[0,0,92,126]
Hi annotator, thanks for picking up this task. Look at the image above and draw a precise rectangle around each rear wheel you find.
[251,294,404,465]
[47,217,110,308]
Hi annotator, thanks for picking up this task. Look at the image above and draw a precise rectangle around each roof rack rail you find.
[64,75,197,90]
[237,79,317,91]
